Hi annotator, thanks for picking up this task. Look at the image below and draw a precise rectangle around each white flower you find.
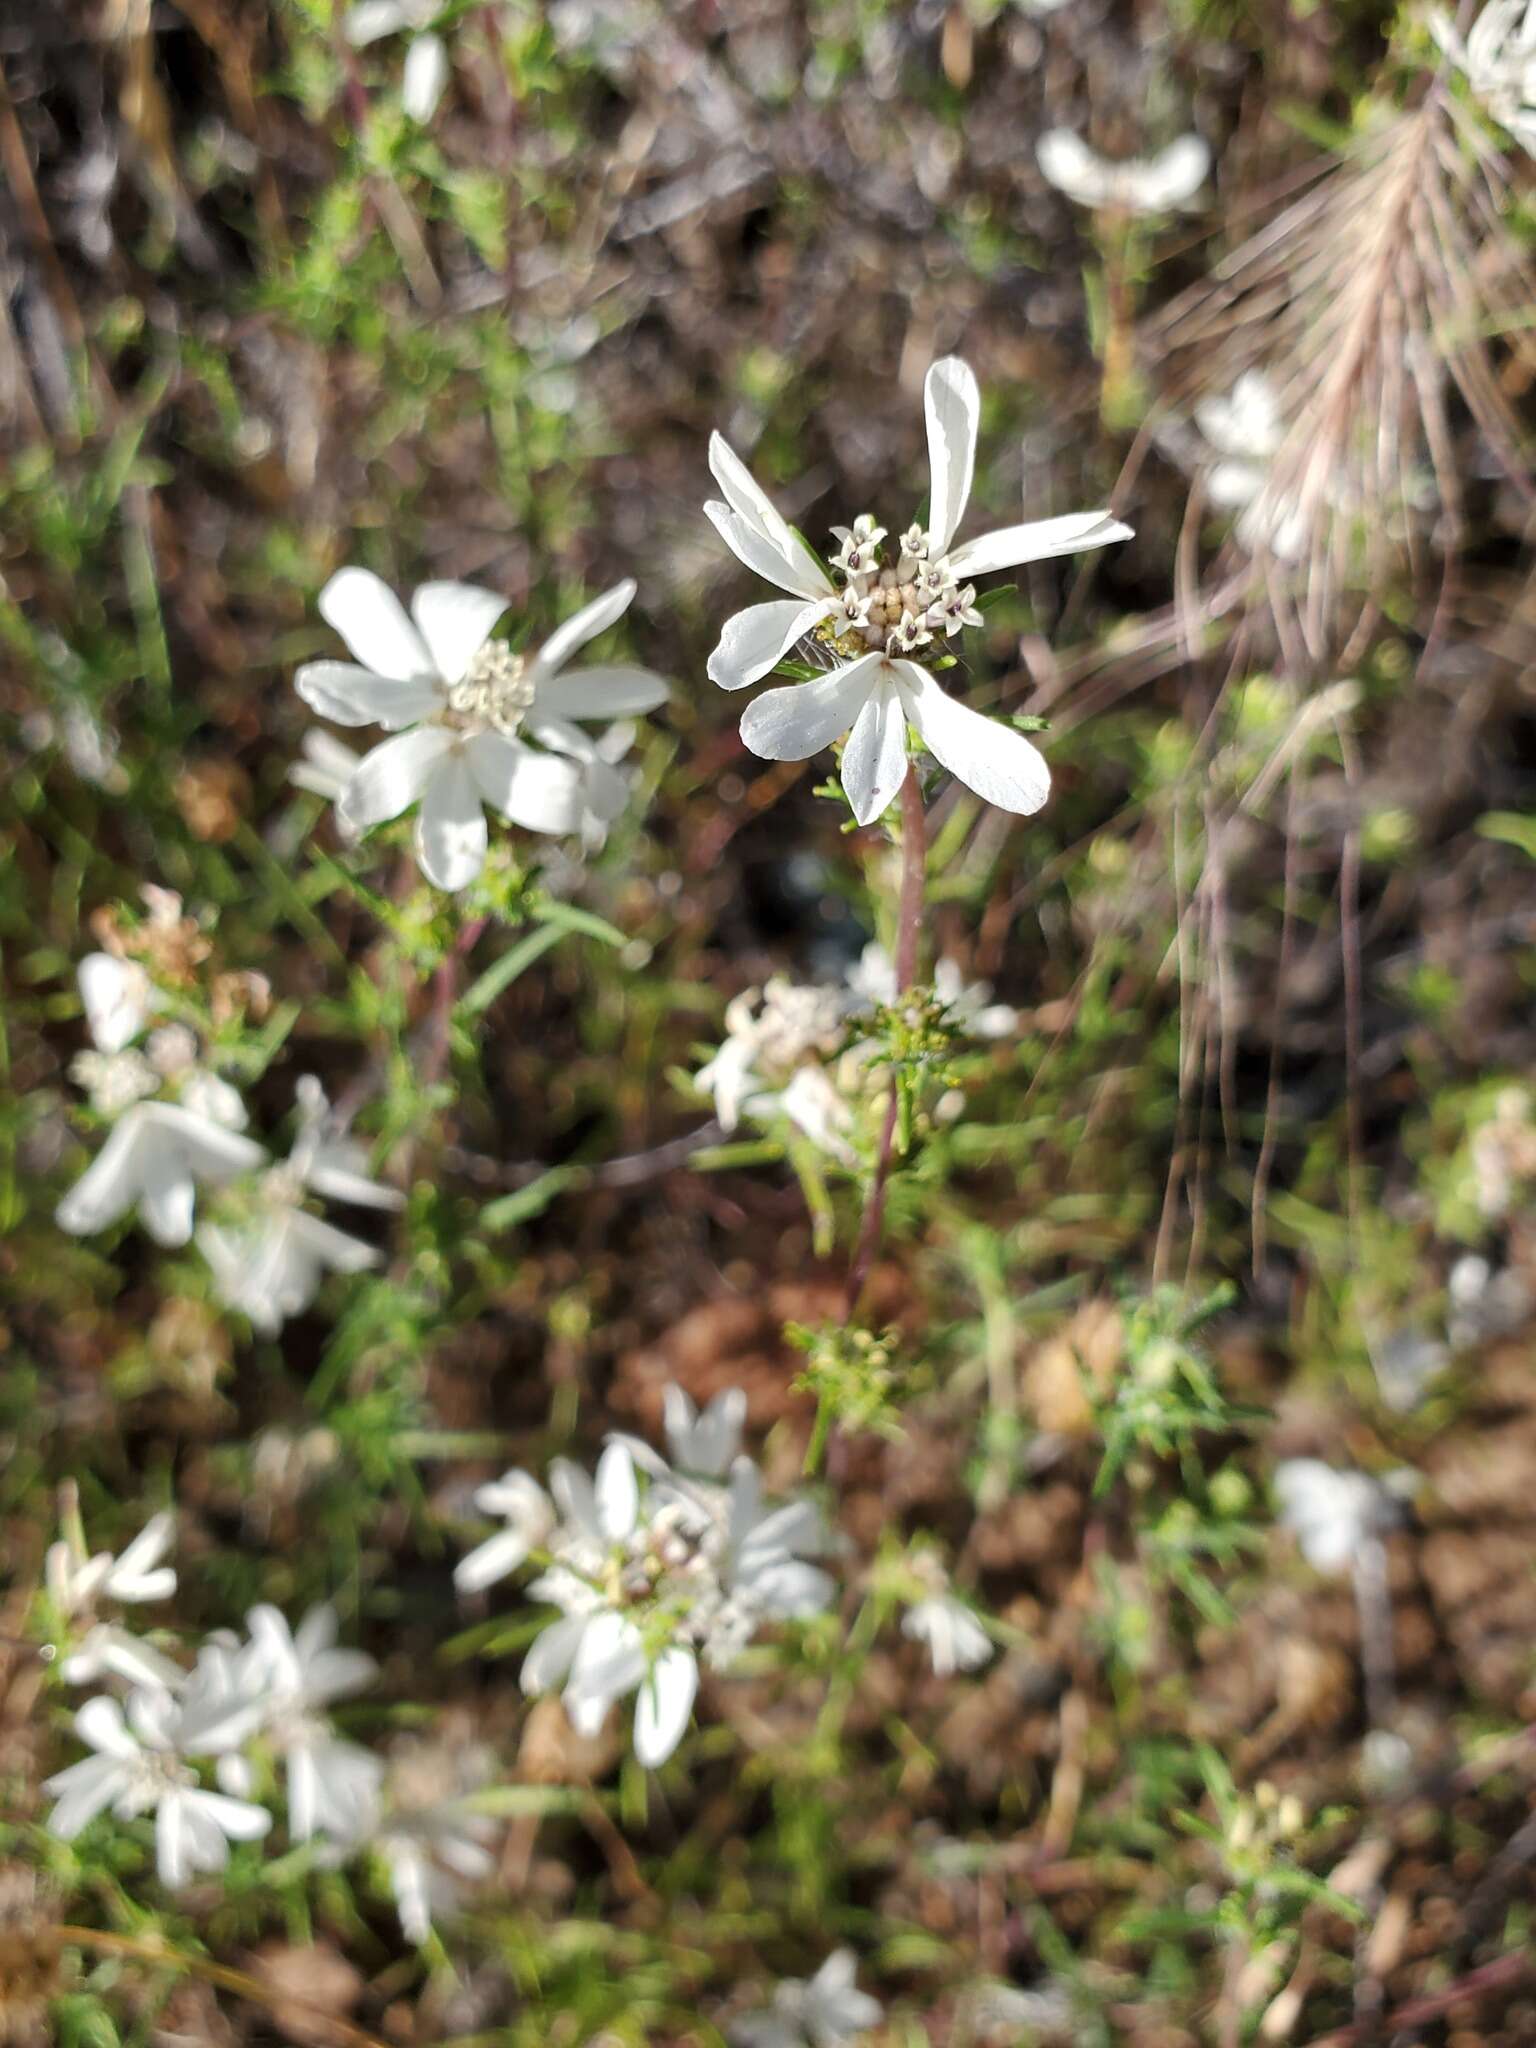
[344,0,450,122]
[1431,1,1536,150]
[47,1511,184,1689]
[43,1690,271,1889]
[454,1470,557,1594]
[1274,1460,1397,1574]
[55,1101,267,1246]
[295,571,669,890]
[732,1950,883,2048]
[237,1604,383,1841]
[1189,371,1308,559]
[77,953,154,1054]
[695,977,865,1156]
[902,1595,993,1677]
[337,1735,499,1944]
[463,1428,835,1769]
[1036,130,1210,213]
[47,1511,177,1616]
[705,358,1130,824]
[197,1077,402,1334]
[663,1385,747,1476]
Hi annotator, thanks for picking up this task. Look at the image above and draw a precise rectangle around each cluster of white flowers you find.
[695,940,1017,1162]
[294,571,668,891]
[55,948,264,1248]
[56,951,400,1329]
[455,1385,835,1766]
[41,1510,494,1938]
[1037,130,1210,213]
[1432,0,1536,151]
[706,358,1130,825]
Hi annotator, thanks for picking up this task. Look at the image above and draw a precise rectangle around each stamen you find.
[445,643,535,736]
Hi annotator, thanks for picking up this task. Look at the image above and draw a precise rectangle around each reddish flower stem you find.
[843,765,926,1319]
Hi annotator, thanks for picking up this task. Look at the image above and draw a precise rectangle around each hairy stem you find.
[843,765,926,1319]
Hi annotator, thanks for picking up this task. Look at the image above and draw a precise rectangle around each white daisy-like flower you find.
[1189,370,1310,560]
[1274,1459,1399,1575]
[295,570,669,890]
[694,977,865,1159]
[902,1594,993,1678]
[77,952,154,1054]
[47,1510,185,1690]
[46,1510,177,1616]
[43,1689,272,1889]
[365,1740,500,1944]
[196,1076,402,1334]
[705,357,1131,825]
[343,0,451,122]
[459,1423,834,1768]
[1431,0,1536,150]
[55,1101,266,1246]
[233,1604,384,1842]
[732,1949,883,2048]
[1037,130,1210,213]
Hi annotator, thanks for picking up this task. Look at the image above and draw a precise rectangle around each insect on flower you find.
[704,358,1131,824]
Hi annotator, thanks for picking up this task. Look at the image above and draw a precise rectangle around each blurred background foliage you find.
[2,0,1536,2041]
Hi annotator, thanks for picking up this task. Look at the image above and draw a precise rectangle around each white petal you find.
[706,598,836,691]
[564,1610,646,1718]
[738,654,884,763]
[56,1111,154,1237]
[454,1526,532,1594]
[415,752,488,891]
[521,1612,587,1695]
[339,725,457,831]
[409,581,508,684]
[295,661,442,731]
[707,434,833,596]
[547,1459,601,1542]
[304,1138,403,1211]
[319,568,434,681]
[78,953,151,1053]
[895,664,1050,816]
[839,676,908,826]
[76,1694,139,1759]
[189,1787,272,1842]
[45,1755,125,1837]
[593,1443,639,1542]
[704,501,830,600]
[138,1146,198,1247]
[465,733,585,835]
[401,30,449,121]
[1140,133,1210,210]
[532,664,669,718]
[287,1209,384,1276]
[923,357,980,554]
[530,580,635,684]
[945,510,1132,580]
[344,0,412,44]
[1037,129,1107,206]
[633,1647,698,1767]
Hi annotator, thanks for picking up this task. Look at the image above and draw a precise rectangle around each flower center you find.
[445,643,534,737]
[822,516,980,659]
